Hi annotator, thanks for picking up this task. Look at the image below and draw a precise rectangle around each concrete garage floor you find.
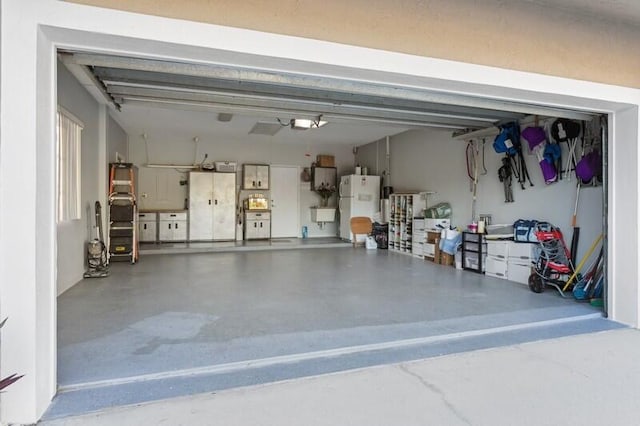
[50,247,616,419]
[43,329,640,426]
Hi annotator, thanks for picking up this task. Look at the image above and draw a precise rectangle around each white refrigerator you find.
[339,175,381,241]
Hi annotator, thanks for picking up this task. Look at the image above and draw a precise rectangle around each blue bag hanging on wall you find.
[493,123,520,156]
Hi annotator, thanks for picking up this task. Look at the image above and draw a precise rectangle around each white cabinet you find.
[158,212,187,241]
[189,172,236,241]
[244,211,271,240]
[388,193,428,254]
[243,164,270,189]
[138,212,157,242]
[485,240,536,283]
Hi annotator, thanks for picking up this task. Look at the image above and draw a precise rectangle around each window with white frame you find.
[57,109,82,222]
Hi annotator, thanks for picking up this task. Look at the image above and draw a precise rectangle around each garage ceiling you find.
[60,51,594,146]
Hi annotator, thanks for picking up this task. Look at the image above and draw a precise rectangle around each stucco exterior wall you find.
[67,0,640,88]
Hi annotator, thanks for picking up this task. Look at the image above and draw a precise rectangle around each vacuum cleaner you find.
[83,201,110,278]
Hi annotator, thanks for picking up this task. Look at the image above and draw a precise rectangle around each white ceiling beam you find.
[115,95,487,128]
[58,59,121,111]
[60,52,595,121]
[108,85,496,127]
[95,68,523,121]
[119,98,468,130]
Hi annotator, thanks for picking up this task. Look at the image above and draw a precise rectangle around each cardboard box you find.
[440,253,455,266]
[316,155,335,167]
[426,231,441,244]
[432,237,442,263]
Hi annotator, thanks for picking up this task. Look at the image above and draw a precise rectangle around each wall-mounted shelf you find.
[146,164,198,169]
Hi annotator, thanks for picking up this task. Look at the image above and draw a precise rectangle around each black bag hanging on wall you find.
[551,119,581,143]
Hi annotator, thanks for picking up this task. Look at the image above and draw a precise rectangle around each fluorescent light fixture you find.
[275,115,328,130]
[290,115,328,130]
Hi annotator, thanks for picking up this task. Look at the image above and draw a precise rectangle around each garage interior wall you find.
[356,128,602,262]
[57,60,128,295]
[129,138,354,238]
[66,0,640,88]
[106,114,127,164]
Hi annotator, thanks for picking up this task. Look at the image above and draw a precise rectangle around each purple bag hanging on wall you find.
[539,159,557,183]
[575,151,602,183]
[522,126,557,184]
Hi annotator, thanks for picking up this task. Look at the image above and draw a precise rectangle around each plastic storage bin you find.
[485,256,508,279]
[507,260,533,284]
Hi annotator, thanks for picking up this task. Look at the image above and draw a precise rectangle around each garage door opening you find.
[49,50,617,419]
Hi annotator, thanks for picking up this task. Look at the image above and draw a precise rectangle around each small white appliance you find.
[339,174,381,241]
[214,161,237,172]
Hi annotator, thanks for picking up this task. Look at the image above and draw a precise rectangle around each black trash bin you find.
[372,222,389,249]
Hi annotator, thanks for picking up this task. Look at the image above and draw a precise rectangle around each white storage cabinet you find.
[138,212,157,242]
[243,164,270,189]
[244,211,271,240]
[158,212,187,242]
[189,172,237,241]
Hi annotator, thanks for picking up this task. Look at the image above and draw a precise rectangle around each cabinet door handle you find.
[215,200,218,205]
[144,224,147,230]
[253,180,256,187]
[258,181,261,187]
[260,222,263,228]
[254,222,257,228]
[168,223,172,229]
[208,200,211,205]
[175,223,179,229]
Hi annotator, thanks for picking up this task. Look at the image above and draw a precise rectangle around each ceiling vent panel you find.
[249,122,283,136]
